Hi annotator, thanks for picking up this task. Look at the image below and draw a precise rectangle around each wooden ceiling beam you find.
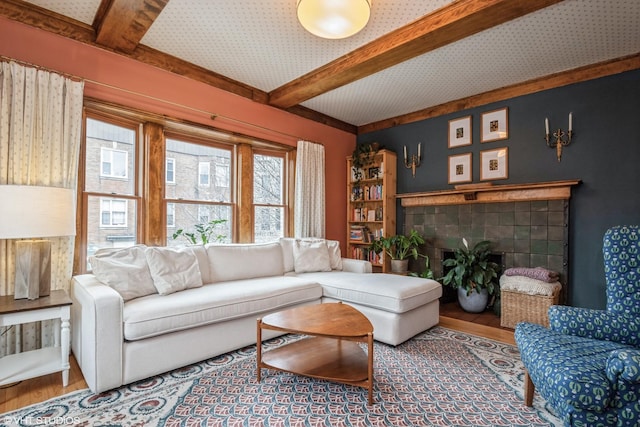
[268,0,564,109]
[95,0,169,53]
[0,0,95,43]
[0,0,355,133]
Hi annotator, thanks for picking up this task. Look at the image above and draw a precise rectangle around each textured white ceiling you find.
[24,0,101,25]
[20,0,640,127]
[139,0,453,91]
[302,0,640,125]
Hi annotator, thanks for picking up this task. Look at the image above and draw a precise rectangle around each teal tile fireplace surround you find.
[400,183,573,304]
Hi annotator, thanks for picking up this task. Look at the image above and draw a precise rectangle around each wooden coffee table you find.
[257,302,375,404]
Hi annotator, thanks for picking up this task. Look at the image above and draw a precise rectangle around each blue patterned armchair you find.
[515,225,640,426]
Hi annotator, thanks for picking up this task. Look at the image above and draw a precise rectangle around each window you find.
[214,157,230,187]
[199,162,210,186]
[78,102,294,273]
[83,115,139,265]
[254,152,286,243]
[198,205,210,224]
[165,136,233,247]
[100,199,128,227]
[100,148,128,178]
[166,202,175,227]
[166,158,175,184]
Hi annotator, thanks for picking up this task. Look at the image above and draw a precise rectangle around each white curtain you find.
[294,140,325,238]
[0,61,84,355]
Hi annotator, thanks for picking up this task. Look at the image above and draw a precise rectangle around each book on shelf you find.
[350,225,364,241]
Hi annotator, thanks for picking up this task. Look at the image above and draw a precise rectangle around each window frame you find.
[75,101,295,274]
[164,131,236,244]
[253,149,289,242]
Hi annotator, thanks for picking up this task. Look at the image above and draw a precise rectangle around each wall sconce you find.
[545,113,574,162]
[403,143,421,177]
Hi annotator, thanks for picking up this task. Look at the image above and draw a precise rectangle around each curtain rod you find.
[84,79,318,144]
[1,56,84,82]
[1,56,319,145]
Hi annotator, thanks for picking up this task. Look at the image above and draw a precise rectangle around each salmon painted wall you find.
[0,17,354,247]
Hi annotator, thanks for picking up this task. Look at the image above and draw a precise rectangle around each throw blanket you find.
[500,274,561,296]
[504,266,559,283]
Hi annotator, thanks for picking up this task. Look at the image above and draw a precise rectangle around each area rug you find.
[0,327,561,426]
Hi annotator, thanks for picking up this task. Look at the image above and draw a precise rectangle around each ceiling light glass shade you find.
[297,0,371,39]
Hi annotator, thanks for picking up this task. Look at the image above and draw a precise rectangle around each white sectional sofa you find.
[71,238,442,393]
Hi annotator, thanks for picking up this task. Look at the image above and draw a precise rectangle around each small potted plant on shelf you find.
[440,238,500,313]
[351,142,380,184]
[369,229,425,273]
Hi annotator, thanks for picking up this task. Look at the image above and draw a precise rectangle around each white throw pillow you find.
[326,240,343,271]
[89,245,157,301]
[293,239,332,273]
[145,247,203,295]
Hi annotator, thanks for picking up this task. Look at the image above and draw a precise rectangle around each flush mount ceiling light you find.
[297,0,372,39]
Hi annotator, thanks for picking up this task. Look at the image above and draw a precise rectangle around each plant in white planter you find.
[369,230,425,273]
[440,238,499,313]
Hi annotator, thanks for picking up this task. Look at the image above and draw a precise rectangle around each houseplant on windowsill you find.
[440,238,499,313]
[369,229,425,273]
[172,219,227,244]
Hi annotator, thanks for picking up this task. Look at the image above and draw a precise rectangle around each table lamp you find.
[0,185,76,300]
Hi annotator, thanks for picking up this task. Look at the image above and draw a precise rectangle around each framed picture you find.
[448,116,472,148]
[368,166,380,179]
[448,153,472,184]
[481,107,508,142]
[480,147,508,181]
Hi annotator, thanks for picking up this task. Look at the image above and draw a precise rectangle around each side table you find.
[0,290,72,387]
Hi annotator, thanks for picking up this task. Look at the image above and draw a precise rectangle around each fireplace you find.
[439,249,505,303]
[399,181,580,304]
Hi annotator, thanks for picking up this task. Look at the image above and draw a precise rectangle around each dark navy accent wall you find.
[358,69,640,309]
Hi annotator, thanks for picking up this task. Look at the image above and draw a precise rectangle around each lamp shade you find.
[0,185,76,239]
[297,0,371,39]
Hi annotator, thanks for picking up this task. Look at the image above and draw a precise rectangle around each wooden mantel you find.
[398,180,581,207]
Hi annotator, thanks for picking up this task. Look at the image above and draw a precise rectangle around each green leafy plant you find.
[440,238,499,296]
[409,254,435,280]
[172,219,227,244]
[351,142,380,184]
[369,229,425,260]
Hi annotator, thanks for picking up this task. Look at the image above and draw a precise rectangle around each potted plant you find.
[172,219,227,244]
[351,142,380,184]
[440,238,500,313]
[369,229,425,273]
[409,254,435,280]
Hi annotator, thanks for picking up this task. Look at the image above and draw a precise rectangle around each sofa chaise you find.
[71,238,442,393]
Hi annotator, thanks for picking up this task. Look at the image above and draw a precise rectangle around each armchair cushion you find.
[549,305,640,347]
[516,322,627,413]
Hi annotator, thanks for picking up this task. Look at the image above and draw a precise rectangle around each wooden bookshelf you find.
[346,149,396,272]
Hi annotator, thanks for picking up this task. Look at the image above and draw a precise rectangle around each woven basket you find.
[500,288,560,329]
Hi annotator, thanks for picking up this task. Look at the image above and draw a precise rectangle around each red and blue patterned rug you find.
[1,327,561,426]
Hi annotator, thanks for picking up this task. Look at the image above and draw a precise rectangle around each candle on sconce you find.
[545,118,549,135]
[417,143,421,160]
[403,145,407,162]
[569,113,572,132]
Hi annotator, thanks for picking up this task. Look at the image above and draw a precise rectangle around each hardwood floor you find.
[0,354,88,413]
[0,301,515,414]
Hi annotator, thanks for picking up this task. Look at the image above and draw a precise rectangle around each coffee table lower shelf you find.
[257,336,374,404]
